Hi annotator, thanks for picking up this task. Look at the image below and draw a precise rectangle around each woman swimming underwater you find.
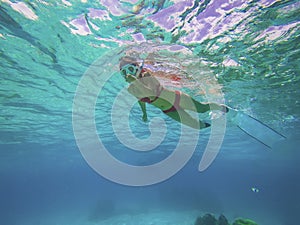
[119,56,228,130]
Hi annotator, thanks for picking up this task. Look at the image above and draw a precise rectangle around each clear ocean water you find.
[0,1,299,225]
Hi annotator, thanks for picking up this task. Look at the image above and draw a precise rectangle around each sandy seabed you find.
[94,210,199,225]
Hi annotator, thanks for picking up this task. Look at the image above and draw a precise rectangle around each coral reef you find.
[232,218,258,225]
[194,214,257,225]
[194,213,229,225]
[218,214,229,225]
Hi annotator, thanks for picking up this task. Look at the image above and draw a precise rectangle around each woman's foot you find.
[200,121,211,129]
[206,103,229,113]
[220,104,229,113]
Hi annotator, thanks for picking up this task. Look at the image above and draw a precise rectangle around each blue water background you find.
[1,1,300,225]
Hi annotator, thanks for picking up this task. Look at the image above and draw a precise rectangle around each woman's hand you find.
[142,114,148,122]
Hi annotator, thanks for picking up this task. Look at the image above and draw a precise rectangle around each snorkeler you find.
[119,56,228,130]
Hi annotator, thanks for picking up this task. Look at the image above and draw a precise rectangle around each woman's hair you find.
[119,56,138,70]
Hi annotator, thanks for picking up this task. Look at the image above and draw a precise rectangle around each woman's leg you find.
[165,109,210,129]
[179,92,228,113]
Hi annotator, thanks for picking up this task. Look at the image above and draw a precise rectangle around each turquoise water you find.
[0,1,299,225]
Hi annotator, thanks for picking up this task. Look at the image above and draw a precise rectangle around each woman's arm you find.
[138,100,148,122]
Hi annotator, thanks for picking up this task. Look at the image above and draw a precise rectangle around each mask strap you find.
[136,59,144,77]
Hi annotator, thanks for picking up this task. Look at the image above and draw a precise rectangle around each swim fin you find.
[229,109,286,148]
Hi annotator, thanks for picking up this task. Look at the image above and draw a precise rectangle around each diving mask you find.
[120,64,141,77]
[120,60,144,78]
